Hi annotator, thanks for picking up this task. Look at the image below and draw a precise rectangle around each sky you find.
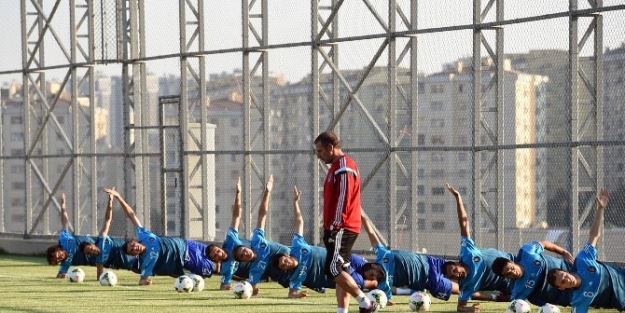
[1,0,624,85]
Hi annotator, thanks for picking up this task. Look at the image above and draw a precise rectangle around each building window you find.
[431,203,445,213]
[417,185,425,195]
[57,116,65,124]
[230,170,240,180]
[11,165,24,174]
[418,83,425,94]
[430,84,444,94]
[413,219,424,231]
[11,149,24,156]
[11,116,23,125]
[459,187,467,195]
[458,169,468,178]
[230,154,237,162]
[10,132,24,142]
[458,152,467,162]
[230,118,239,127]
[431,135,445,145]
[432,187,445,195]
[12,214,25,223]
[431,152,445,162]
[431,169,445,178]
[417,168,425,178]
[418,134,425,145]
[11,198,24,206]
[430,101,443,111]
[432,220,445,230]
[12,182,25,190]
[456,136,468,145]
[417,202,426,214]
[230,135,239,146]
[431,119,445,128]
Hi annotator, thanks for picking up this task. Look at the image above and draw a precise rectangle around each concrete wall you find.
[0,236,55,255]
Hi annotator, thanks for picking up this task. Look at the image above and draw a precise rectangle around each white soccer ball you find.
[98,270,118,286]
[508,299,531,313]
[186,273,205,292]
[174,275,194,293]
[68,267,85,283]
[408,291,431,312]
[538,304,560,313]
[367,289,388,308]
[233,281,253,299]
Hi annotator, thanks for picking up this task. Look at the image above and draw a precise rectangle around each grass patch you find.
[0,254,610,313]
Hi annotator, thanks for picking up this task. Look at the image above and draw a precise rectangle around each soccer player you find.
[547,188,623,313]
[445,183,514,312]
[314,131,377,313]
[104,188,217,285]
[78,188,138,278]
[271,185,377,299]
[491,238,574,304]
[45,193,97,278]
[362,215,455,304]
[231,175,291,295]
[205,177,252,290]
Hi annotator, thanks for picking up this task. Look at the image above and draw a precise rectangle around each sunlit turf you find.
[0,254,605,313]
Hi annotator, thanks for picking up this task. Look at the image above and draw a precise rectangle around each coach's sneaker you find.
[359,301,380,313]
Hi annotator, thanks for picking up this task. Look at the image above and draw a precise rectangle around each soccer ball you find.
[174,275,194,293]
[508,299,531,313]
[408,291,431,312]
[538,304,560,313]
[367,289,388,308]
[233,281,253,299]
[186,274,205,292]
[68,267,85,283]
[98,270,118,286]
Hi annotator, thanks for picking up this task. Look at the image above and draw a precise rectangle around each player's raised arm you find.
[293,186,303,236]
[539,240,574,264]
[362,213,380,247]
[446,183,470,239]
[103,188,142,228]
[256,175,273,230]
[60,193,69,230]
[231,177,242,230]
[588,188,609,247]
[99,187,115,237]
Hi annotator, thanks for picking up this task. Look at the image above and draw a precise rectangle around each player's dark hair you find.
[546,268,561,287]
[491,257,511,277]
[361,262,386,281]
[233,245,245,262]
[314,131,341,149]
[206,244,229,261]
[45,245,65,265]
[443,260,457,278]
[122,239,138,255]
[271,253,289,270]
[78,242,90,254]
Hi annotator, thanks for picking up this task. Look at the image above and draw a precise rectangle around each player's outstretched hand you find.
[562,250,575,264]
[445,183,460,197]
[265,175,273,193]
[596,188,609,209]
[387,300,395,306]
[103,187,120,198]
[288,290,307,298]
[252,286,260,296]
[220,283,232,290]
[293,186,301,202]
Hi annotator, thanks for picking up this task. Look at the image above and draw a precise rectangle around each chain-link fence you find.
[1,0,625,261]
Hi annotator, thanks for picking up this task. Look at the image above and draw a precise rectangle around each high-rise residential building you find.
[603,44,625,189]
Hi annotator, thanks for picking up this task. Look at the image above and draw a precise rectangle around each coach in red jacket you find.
[314,131,378,313]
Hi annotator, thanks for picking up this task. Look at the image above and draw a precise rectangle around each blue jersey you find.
[289,233,334,290]
[220,227,251,284]
[58,230,96,274]
[570,244,607,313]
[458,237,513,301]
[426,256,454,300]
[135,226,161,277]
[249,228,290,286]
[152,236,186,277]
[596,261,625,310]
[349,254,368,289]
[511,241,547,300]
[95,236,137,271]
[526,254,573,306]
[184,240,216,277]
[372,244,429,300]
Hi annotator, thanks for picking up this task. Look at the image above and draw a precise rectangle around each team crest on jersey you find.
[587,266,596,273]
[473,256,481,263]
[301,249,308,255]
[149,237,155,243]
[533,260,541,267]
[383,257,390,263]
[260,243,267,249]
